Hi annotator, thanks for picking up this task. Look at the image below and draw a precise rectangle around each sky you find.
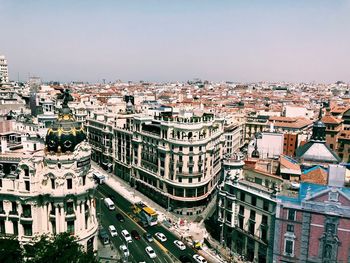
[0,0,349,83]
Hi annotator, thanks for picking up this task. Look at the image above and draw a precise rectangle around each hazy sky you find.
[1,0,349,83]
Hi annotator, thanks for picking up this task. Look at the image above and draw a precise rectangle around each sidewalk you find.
[92,163,233,263]
[97,239,120,263]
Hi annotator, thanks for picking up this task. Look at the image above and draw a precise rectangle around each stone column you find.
[55,204,60,233]
[43,204,48,232]
[81,201,86,230]
[76,201,82,231]
[60,205,65,233]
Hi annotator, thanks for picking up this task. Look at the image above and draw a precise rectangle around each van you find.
[93,172,106,184]
[104,198,115,210]
[98,228,110,245]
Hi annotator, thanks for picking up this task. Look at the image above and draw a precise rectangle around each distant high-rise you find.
[0,55,9,83]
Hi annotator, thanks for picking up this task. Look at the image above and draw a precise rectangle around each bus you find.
[93,172,106,184]
[132,202,158,226]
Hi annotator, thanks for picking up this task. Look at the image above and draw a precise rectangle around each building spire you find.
[318,103,323,120]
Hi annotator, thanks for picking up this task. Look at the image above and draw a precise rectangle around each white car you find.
[174,240,186,250]
[193,254,208,263]
[154,232,167,242]
[290,181,300,190]
[119,244,130,258]
[108,225,118,237]
[145,246,157,259]
[121,229,132,243]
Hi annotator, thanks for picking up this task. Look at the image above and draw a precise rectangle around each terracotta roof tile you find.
[321,115,342,124]
[301,166,328,185]
[280,155,301,171]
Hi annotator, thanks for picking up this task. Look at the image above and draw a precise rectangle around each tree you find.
[26,232,98,263]
[0,237,23,263]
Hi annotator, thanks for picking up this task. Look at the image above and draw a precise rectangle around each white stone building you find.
[0,97,98,252]
[87,110,226,215]
[0,55,8,83]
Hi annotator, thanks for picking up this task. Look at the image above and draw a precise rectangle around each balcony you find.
[188,161,195,166]
[65,208,76,219]
[176,161,183,166]
[8,210,19,218]
[20,212,33,222]
[49,210,56,219]
[21,211,32,218]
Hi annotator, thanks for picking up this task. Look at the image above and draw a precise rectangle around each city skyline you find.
[1,0,350,83]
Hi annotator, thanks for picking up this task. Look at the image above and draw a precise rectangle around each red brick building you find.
[273,168,350,263]
[283,133,298,157]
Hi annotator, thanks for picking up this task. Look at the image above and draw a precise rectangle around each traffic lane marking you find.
[97,187,177,262]
[97,191,171,262]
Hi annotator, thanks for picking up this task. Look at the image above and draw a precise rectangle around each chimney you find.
[270,120,275,133]
[328,164,346,187]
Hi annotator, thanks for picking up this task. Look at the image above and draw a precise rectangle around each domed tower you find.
[46,90,86,153]
[310,106,326,142]
[0,90,97,252]
[41,89,98,251]
[296,104,341,164]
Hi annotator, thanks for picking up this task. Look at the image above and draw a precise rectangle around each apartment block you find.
[217,156,277,263]
[87,111,225,215]
[0,55,8,83]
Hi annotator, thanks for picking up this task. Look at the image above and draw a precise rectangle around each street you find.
[96,189,173,263]
[97,183,198,262]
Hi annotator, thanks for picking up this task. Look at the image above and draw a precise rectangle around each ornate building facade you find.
[87,110,225,215]
[0,90,98,251]
[273,165,350,263]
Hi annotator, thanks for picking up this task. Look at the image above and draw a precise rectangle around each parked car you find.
[179,255,192,263]
[193,254,207,263]
[144,232,153,242]
[131,230,141,240]
[119,244,130,258]
[145,246,157,259]
[121,229,132,243]
[116,213,125,222]
[108,225,118,237]
[174,240,186,250]
[154,232,167,242]
[98,228,110,245]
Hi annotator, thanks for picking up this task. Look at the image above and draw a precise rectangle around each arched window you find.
[22,165,30,177]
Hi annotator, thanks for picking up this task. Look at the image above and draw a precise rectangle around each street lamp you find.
[220,223,224,246]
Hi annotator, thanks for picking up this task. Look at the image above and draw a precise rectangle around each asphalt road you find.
[96,190,172,263]
[97,184,198,263]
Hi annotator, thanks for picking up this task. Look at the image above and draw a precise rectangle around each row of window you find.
[239,191,270,212]
[237,205,268,241]
[0,201,31,217]
[0,220,78,237]
[0,220,31,236]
